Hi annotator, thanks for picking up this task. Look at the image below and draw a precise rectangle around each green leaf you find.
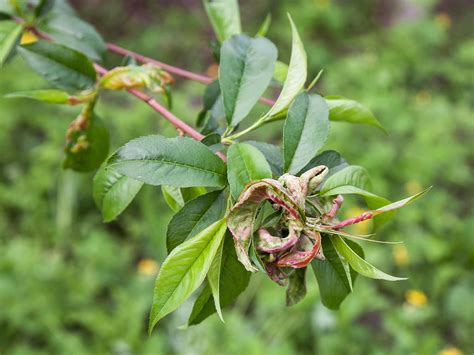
[227,143,272,199]
[166,190,225,252]
[161,185,207,212]
[148,218,227,332]
[92,165,143,222]
[286,268,306,306]
[4,89,94,105]
[18,41,96,92]
[44,13,106,62]
[0,1,13,17]
[256,13,271,37]
[312,237,363,309]
[332,236,406,281]
[245,140,283,176]
[263,14,307,119]
[63,112,109,172]
[283,93,330,174]
[107,135,227,188]
[299,150,348,177]
[35,0,55,18]
[326,96,385,132]
[203,0,241,43]
[207,236,225,322]
[372,187,432,216]
[0,21,22,67]
[220,34,277,127]
[188,232,250,325]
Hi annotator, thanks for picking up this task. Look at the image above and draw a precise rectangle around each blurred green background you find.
[0,0,473,354]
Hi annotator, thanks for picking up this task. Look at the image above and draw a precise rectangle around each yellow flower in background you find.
[21,31,38,45]
[435,12,452,30]
[206,63,219,79]
[405,289,428,307]
[404,180,423,196]
[415,91,431,105]
[137,259,159,276]
[393,244,409,266]
[439,347,463,355]
[345,207,371,234]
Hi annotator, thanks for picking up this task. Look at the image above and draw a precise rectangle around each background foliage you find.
[0,0,472,354]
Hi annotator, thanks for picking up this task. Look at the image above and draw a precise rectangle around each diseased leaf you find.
[18,41,96,92]
[203,0,241,43]
[283,92,330,174]
[220,34,277,127]
[188,232,250,325]
[44,13,106,62]
[107,135,227,188]
[245,140,283,176]
[332,236,406,281]
[166,190,225,252]
[286,268,307,306]
[263,15,307,119]
[326,96,385,132]
[148,218,227,332]
[0,21,22,67]
[92,165,143,222]
[311,237,363,310]
[227,143,272,199]
[63,111,109,172]
[35,0,55,18]
[5,89,94,105]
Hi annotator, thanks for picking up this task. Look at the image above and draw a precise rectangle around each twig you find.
[325,195,344,220]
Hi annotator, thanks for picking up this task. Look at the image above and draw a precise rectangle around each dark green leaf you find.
[332,236,406,281]
[35,0,55,18]
[203,0,241,43]
[220,34,277,127]
[148,218,227,332]
[227,143,272,199]
[92,165,143,222]
[166,190,225,252]
[107,135,227,188]
[245,140,283,176]
[326,96,385,132]
[286,268,307,306]
[188,232,250,325]
[283,92,330,174]
[0,21,22,67]
[19,41,96,92]
[63,112,109,172]
[44,13,106,62]
[299,150,348,177]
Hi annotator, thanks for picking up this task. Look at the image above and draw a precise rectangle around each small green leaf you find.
[332,236,406,281]
[245,140,283,176]
[44,13,106,62]
[312,237,363,309]
[203,0,241,43]
[283,92,330,174]
[92,165,143,222]
[18,41,96,92]
[263,14,307,119]
[286,268,306,306]
[161,185,207,212]
[0,21,22,67]
[166,190,225,252]
[372,187,432,216]
[188,232,250,325]
[227,143,272,199]
[107,135,227,188]
[63,112,109,172]
[298,150,348,177]
[220,34,277,127]
[5,89,94,105]
[256,13,271,37]
[148,218,227,332]
[326,96,385,132]
[35,0,55,18]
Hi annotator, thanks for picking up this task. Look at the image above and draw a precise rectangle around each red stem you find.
[326,195,344,219]
[321,211,374,230]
